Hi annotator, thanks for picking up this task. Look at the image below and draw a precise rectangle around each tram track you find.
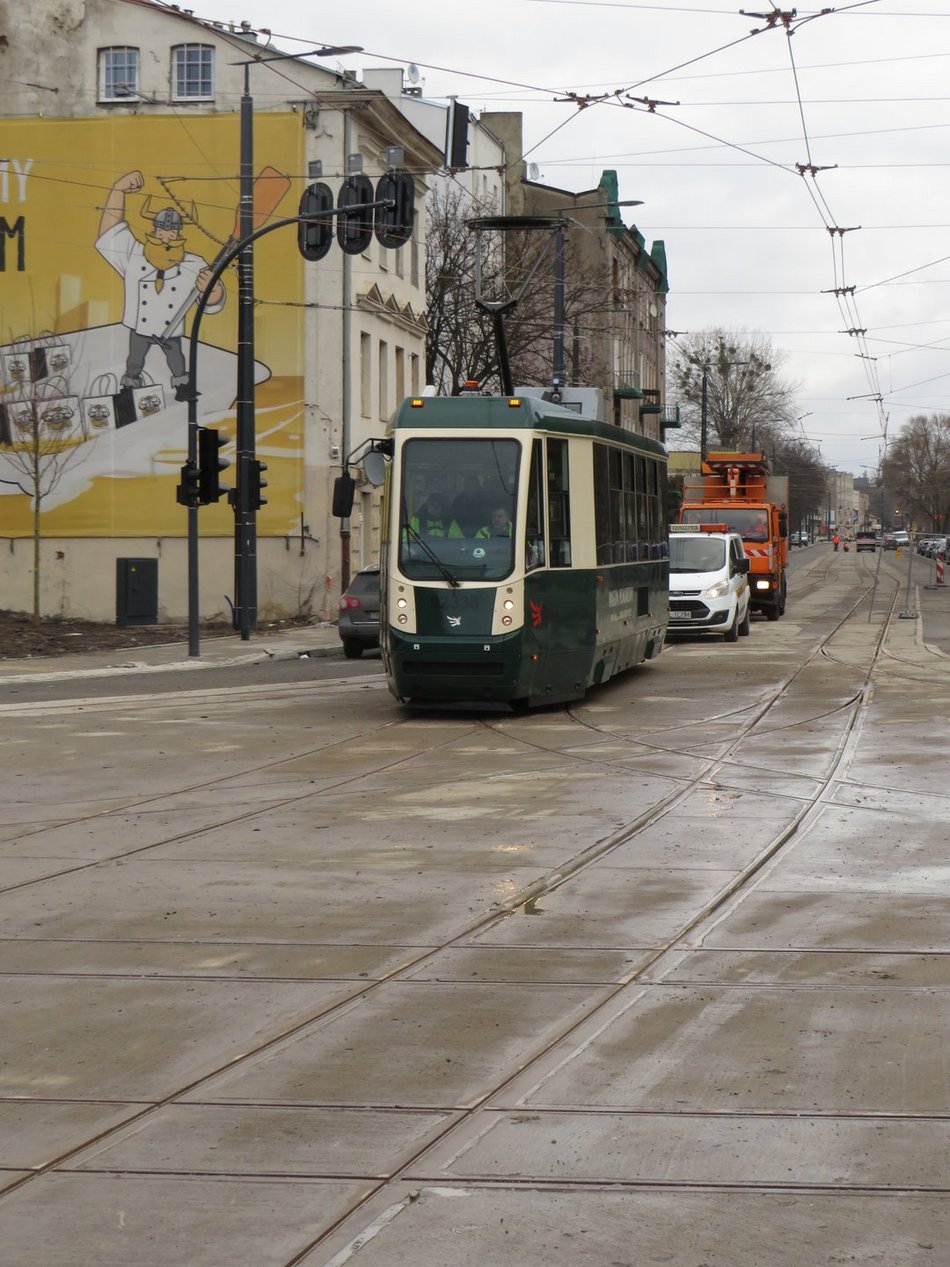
[287,567,950,1262]
[6,547,939,1261]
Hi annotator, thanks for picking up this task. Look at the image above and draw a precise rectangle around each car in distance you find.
[855,530,877,552]
[668,526,751,642]
[337,565,380,658]
[883,530,910,551]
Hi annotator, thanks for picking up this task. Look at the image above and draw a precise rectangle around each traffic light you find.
[176,462,201,507]
[336,174,375,255]
[298,182,334,261]
[196,426,229,504]
[375,169,415,248]
[248,457,268,511]
[445,100,470,170]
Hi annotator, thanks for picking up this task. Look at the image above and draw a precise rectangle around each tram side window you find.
[635,455,650,556]
[526,439,546,570]
[547,437,572,567]
[593,444,612,565]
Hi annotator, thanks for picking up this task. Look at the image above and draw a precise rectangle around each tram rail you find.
[5,542,943,1266]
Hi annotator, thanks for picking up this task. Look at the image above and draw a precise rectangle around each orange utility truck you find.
[679,451,789,620]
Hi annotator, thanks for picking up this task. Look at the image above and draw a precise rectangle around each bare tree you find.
[669,330,799,452]
[425,184,500,394]
[881,413,950,532]
[1,379,88,623]
[773,439,829,537]
[425,186,608,396]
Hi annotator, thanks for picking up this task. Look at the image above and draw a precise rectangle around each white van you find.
[668,526,752,642]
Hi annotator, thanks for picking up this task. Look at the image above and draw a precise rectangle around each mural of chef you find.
[96,170,226,401]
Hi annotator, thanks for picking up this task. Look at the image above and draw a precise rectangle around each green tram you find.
[380,392,669,708]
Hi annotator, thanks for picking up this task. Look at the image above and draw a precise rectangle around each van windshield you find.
[670,537,727,573]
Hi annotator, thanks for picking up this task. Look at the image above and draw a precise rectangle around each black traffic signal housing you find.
[336,174,375,255]
[445,100,470,169]
[248,457,268,511]
[196,426,229,504]
[176,462,201,508]
[375,169,415,249]
[298,182,334,261]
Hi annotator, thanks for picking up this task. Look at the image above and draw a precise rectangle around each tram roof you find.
[390,394,667,457]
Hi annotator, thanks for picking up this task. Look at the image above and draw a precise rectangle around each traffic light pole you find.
[235,69,257,641]
[183,204,393,657]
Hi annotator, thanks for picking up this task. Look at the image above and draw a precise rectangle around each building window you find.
[395,346,405,404]
[172,44,214,100]
[378,340,389,420]
[360,332,371,418]
[99,48,139,102]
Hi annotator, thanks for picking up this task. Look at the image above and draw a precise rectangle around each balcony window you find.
[172,44,214,100]
[99,47,139,102]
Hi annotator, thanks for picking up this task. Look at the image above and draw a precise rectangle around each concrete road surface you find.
[1,550,949,1265]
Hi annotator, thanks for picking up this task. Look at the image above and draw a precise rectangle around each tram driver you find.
[475,506,513,539]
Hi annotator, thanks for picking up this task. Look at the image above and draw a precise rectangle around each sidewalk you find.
[0,622,344,685]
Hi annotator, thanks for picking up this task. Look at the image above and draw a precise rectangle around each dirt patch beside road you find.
[0,609,312,660]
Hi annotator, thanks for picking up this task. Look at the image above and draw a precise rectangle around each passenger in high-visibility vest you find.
[409,495,463,538]
[475,507,513,539]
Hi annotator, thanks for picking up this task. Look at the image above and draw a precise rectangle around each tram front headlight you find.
[502,616,513,627]
[398,613,408,624]
[396,597,408,609]
[503,599,515,610]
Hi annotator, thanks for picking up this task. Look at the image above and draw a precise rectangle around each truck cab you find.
[679,452,788,621]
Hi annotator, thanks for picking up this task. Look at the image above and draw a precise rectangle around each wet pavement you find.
[1,549,950,1266]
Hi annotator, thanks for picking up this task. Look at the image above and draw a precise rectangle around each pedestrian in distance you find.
[833,533,840,552]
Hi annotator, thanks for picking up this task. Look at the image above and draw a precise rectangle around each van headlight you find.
[704,580,730,599]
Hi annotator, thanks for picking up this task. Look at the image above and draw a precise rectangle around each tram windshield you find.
[397,437,521,581]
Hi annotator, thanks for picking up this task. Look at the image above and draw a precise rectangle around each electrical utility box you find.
[116,558,158,627]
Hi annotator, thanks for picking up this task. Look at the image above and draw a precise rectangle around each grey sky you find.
[192,0,950,474]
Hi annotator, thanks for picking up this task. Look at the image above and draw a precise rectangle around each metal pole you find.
[700,368,708,461]
[340,111,352,595]
[899,526,918,619]
[234,66,257,639]
[552,223,566,387]
[186,423,199,657]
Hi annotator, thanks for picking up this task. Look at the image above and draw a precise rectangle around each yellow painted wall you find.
[0,112,306,537]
